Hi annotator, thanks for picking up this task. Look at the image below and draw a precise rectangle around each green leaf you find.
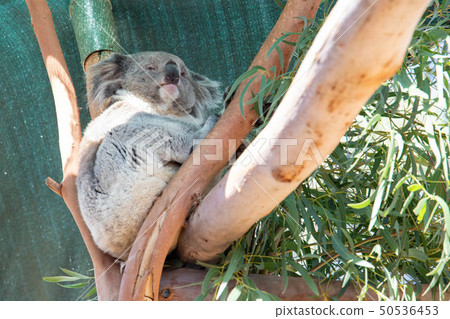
[434,196,450,238]
[407,184,424,192]
[255,290,273,301]
[57,282,88,289]
[382,228,399,254]
[425,120,442,169]
[224,66,264,104]
[392,175,409,194]
[287,259,319,296]
[257,74,267,117]
[271,78,291,106]
[413,197,428,223]
[83,286,97,299]
[397,68,413,88]
[266,32,298,60]
[59,268,91,280]
[201,267,219,296]
[284,193,300,238]
[331,236,374,269]
[42,276,79,283]
[427,27,448,41]
[275,46,284,72]
[227,285,243,301]
[370,244,382,259]
[407,248,428,262]
[362,114,382,134]
[400,191,415,216]
[217,245,244,298]
[354,259,376,269]
[239,75,258,117]
[369,179,386,230]
[347,197,371,209]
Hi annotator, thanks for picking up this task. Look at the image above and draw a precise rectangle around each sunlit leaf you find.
[42,276,79,283]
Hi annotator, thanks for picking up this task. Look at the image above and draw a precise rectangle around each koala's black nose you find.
[164,63,180,84]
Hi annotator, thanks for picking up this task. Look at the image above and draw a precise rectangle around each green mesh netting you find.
[0,0,282,300]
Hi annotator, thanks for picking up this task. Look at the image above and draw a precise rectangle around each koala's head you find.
[87,51,222,120]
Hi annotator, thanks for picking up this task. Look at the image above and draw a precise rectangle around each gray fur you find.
[77,52,222,259]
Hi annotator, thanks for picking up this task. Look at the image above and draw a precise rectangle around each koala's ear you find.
[190,71,222,111]
[86,53,132,118]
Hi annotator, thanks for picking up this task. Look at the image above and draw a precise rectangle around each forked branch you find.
[119,0,322,301]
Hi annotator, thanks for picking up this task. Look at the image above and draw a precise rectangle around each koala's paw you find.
[206,114,220,125]
[201,114,220,133]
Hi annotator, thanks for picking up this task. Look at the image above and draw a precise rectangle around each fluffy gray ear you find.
[86,53,132,116]
[190,71,222,114]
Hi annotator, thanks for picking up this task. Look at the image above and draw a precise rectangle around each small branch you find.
[119,0,322,301]
[45,177,62,197]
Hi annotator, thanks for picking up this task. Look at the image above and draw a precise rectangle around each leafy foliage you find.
[43,268,97,300]
[202,0,450,301]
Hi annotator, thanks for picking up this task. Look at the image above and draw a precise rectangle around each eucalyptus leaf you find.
[42,276,80,283]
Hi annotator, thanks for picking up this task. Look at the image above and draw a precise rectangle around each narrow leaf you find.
[42,276,79,283]
[287,259,319,296]
[60,268,91,280]
[227,285,243,301]
[413,197,428,223]
[217,245,243,298]
[57,282,88,289]
[348,197,371,209]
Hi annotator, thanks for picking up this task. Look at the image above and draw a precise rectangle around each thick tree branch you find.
[159,268,377,301]
[177,0,431,263]
[119,0,322,301]
[159,268,449,301]
[26,0,121,300]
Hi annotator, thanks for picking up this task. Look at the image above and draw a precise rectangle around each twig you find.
[45,177,62,197]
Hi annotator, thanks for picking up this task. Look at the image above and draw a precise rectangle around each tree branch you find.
[177,0,431,263]
[158,268,449,301]
[119,0,322,301]
[26,0,121,300]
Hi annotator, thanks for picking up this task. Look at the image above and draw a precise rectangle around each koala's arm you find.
[137,116,220,165]
[193,114,219,139]
[181,114,218,156]
[102,122,196,168]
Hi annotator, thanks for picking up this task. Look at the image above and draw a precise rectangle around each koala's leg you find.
[87,127,176,259]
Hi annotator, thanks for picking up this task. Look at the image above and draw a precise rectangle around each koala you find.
[76,51,222,260]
